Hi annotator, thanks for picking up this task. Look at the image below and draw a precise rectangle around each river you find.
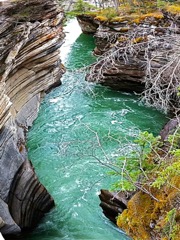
[26,19,167,240]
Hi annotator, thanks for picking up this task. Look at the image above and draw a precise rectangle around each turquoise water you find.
[26,20,167,240]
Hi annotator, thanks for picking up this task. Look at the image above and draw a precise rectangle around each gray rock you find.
[0,198,21,235]
[0,0,65,235]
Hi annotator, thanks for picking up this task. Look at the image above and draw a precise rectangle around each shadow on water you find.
[64,33,97,70]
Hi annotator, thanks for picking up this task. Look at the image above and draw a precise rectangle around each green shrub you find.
[110,128,180,192]
[110,131,161,191]
[67,0,97,16]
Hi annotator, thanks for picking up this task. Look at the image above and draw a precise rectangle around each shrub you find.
[67,0,97,16]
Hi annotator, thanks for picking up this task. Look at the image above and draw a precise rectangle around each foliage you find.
[110,131,161,191]
[163,209,179,240]
[110,127,180,193]
[74,0,93,12]
[95,7,118,21]
[67,0,180,21]
[152,130,180,189]
[152,161,180,188]
[74,1,180,21]
[67,0,97,16]
[165,4,180,14]
[113,128,180,239]
[168,130,180,149]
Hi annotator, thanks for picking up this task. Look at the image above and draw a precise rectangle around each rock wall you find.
[78,12,180,98]
[77,13,149,92]
[0,0,65,235]
[77,15,98,34]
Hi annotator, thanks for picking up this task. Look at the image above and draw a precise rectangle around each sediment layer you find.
[0,0,65,235]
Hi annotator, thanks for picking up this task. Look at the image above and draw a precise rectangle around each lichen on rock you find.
[116,177,180,240]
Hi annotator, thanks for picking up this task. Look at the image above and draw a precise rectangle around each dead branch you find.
[87,24,180,113]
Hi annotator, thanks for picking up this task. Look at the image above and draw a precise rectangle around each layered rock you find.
[78,11,180,99]
[0,0,65,235]
[78,10,180,55]
[86,48,146,92]
[77,14,98,34]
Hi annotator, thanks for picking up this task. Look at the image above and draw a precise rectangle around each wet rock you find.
[8,160,55,230]
[160,117,180,141]
[86,50,146,92]
[99,189,135,224]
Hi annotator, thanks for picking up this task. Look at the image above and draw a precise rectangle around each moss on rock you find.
[117,176,180,240]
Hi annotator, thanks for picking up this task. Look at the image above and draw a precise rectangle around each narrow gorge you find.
[0,0,179,240]
[25,19,167,240]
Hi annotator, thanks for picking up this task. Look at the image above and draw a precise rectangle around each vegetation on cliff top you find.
[68,0,180,22]
[113,129,180,240]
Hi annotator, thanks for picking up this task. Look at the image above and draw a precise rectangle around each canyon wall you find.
[78,11,180,105]
[0,0,65,235]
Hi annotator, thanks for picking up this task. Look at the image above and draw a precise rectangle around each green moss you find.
[117,191,152,239]
[94,15,108,22]
[132,11,164,24]
[115,127,180,239]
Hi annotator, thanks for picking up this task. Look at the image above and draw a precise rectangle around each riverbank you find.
[0,0,179,239]
[75,2,180,239]
[77,4,180,114]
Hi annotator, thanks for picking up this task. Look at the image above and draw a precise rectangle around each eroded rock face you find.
[160,117,180,141]
[77,14,98,34]
[0,0,65,235]
[99,190,135,224]
[8,160,55,230]
[0,198,21,235]
[79,11,179,97]
[86,54,146,92]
